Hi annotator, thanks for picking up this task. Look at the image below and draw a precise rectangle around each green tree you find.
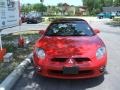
[21,4,33,14]
[57,3,64,15]
[104,0,113,6]
[57,3,70,15]
[83,0,96,15]
[47,6,59,15]
[114,0,120,6]
[82,0,116,15]
[33,3,47,12]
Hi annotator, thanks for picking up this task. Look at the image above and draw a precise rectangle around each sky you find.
[21,0,83,6]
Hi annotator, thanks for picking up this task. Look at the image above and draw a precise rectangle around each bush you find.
[106,17,120,26]
[113,18,120,22]
[112,17,120,26]
[3,44,16,52]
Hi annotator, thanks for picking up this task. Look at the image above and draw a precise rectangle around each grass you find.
[0,31,40,83]
[107,17,120,26]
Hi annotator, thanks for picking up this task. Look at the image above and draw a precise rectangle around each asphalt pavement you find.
[4,17,120,90]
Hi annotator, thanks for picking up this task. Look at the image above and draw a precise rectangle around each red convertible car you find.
[33,18,107,79]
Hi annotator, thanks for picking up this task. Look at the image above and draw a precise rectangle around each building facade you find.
[103,7,120,12]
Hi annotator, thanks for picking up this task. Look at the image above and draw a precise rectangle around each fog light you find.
[99,66,105,73]
[35,66,41,72]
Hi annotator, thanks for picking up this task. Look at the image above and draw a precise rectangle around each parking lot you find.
[1,23,48,35]
[2,18,120,90]
[2,17,119,34]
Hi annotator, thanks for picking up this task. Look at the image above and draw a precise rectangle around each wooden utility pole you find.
[0,30,2,50]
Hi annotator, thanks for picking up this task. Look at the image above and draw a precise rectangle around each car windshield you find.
[45,21,94,36]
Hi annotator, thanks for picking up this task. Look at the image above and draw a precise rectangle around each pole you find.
[40,0,44,15]
[0,32,2,50]
[18,0,22,38]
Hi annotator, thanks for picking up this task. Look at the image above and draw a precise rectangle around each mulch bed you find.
[0,31,40,83]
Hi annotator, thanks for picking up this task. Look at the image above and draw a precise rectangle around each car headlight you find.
[96,47,106,59]
[35,48,45,59]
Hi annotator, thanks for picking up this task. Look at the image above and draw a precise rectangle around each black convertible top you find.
[52,18,86,23]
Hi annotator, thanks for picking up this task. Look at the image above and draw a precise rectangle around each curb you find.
[0,53,33,90]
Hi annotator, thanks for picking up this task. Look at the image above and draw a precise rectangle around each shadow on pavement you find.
[105,23,120,27]
[13,66,104,90]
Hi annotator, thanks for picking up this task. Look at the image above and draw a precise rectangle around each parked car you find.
[116,11,120,16]
[33,18,107,79]
[97,12,115,19]
[26,11,42,24]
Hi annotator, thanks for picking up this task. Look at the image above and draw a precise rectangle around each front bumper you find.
[34,56,106,79]
[36,67,105,79]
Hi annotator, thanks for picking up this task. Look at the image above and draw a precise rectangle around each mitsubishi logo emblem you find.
[68,59,74,64]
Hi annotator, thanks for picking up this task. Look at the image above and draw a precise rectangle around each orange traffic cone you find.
[18,36,25,48]
[0,48,6,61]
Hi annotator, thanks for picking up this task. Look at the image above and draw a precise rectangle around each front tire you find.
[99,16,103,19]
[27,21,30,24]
[110,16,114,19]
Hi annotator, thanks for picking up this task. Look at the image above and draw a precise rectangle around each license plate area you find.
[63,66,79,75]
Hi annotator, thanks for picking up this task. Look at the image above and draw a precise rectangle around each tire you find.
[36,20,38,24]
[99,16,103,19]
[27,22,30,24]
[110,16,114,19]
[34,20,38,24]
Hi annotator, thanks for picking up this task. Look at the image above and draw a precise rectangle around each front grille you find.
[51,57,90,63]
[74,58,90,63]
[49,70,94,75]
[51,58,67,62]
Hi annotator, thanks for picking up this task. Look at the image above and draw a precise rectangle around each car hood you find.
[35,35,104,58]
[97,13,104,16]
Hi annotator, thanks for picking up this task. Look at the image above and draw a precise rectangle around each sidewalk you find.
[1,23,48,35]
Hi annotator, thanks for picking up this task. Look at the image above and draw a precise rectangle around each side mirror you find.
[39,30,45,35]
[94,29,100,34]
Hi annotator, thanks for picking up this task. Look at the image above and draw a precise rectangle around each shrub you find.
[113,18,120,23]
[112,17,120,25]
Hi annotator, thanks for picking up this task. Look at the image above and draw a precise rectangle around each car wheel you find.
[110,16,114,19]
[36,21,38,24]
[38,20,40,23]
[99,16,103,19]
[34,20,38,24]
[37,20,40,23]
[101,16,103,19]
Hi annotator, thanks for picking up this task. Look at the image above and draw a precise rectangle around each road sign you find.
[0,0,20,30]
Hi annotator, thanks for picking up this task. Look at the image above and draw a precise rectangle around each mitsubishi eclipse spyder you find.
[33,18,107,79]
